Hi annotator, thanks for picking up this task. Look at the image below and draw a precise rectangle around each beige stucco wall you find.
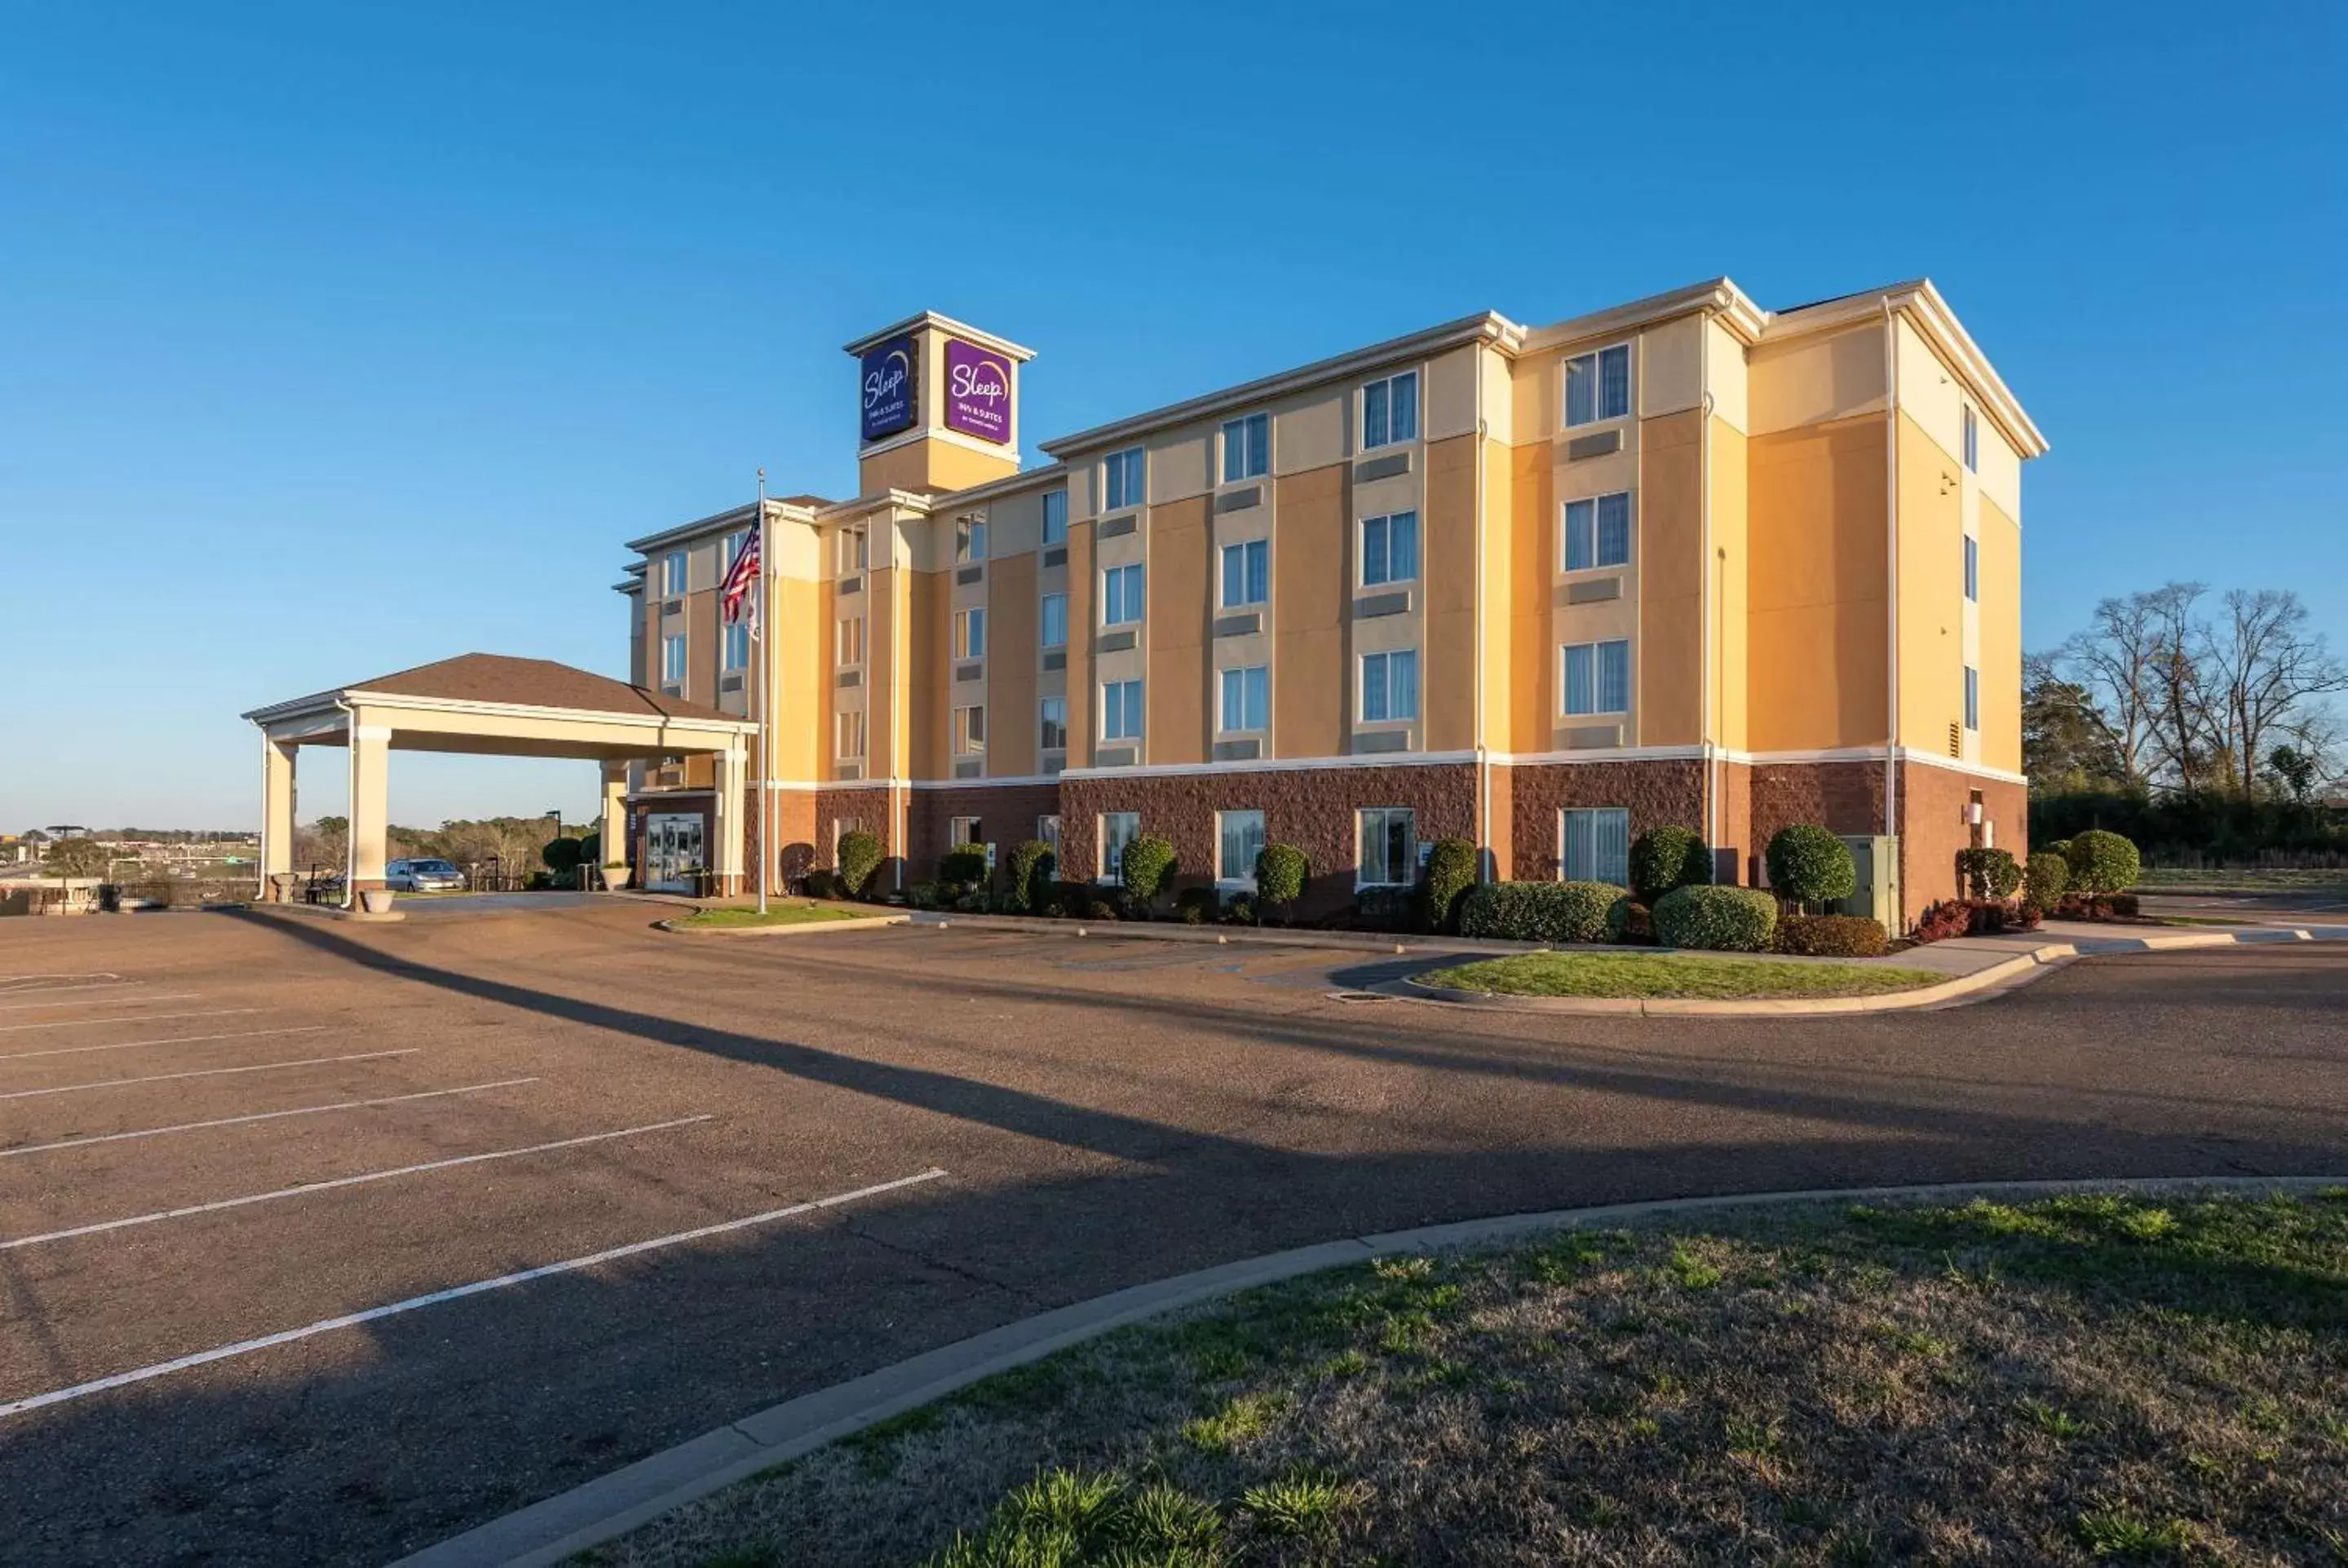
[1744,412,1890,752]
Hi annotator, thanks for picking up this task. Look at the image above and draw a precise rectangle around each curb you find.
[904,909,1547,959]
[653,912,911,938]
[390,1172,2348,1568]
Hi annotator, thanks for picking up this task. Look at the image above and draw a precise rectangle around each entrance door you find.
[645,812,705,893]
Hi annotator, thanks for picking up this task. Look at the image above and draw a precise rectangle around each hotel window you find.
[1100,811,1141,882]
[1564,343,1632,427]
[949,815,983,847]
[1102,678,1145,742]
[954,607,987,660]
[1221,538,1268,607]
[1961,404,1979,472]
[1040,590,1069,649]
[1357,807,1417,887]
[1037,815,1062,860]
[1361,370,1418,449]
[1218,810,1266,885]
[1219,665,1270,732]
[837,527,868,574]
[723,529,750,568]
[835,710,866,759]
[1221,413,1269,482]
[956,516,988,563]
[1965,665,1980,731]
[723,621,751,672]
[1360,511,1419,586]
[1964,535,1979,602]
[661,634,687,687]
[1104,447,1146,511]
[1562,639,1630,715]
[953,704,986,754]
[1041,488,1068,545]
[1102,562,1146,626]
[1039,696,1068,752]
[661,550,688,597]
[1360,648,1419,722]
[1563,492,1632,571]
[1561,807,1631,887]
[836,616,866,666]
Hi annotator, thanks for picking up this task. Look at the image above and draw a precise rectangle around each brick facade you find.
[1506,760,1707,881]
[1897,759,2027,917]
[906,782,1066,884]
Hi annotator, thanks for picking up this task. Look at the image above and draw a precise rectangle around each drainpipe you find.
[1472,358,1490,881]
[1881,297,1900,841]
[1698,378,1718,877]
[334,697,357,909]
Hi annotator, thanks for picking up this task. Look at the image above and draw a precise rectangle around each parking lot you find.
[4,903,2347,1565]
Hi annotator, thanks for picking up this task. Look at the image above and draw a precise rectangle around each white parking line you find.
[0,992,196,1014]
[0,1027,327,1063]
[0,1167,948,1419]
[0,1079,540,1159]
[0,1009,262,1034]
[0,973,122,990]
[0,1049,418,1102]
[1,1115,718,1251]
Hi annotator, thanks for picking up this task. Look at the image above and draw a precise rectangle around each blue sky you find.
[3,1,2341,829]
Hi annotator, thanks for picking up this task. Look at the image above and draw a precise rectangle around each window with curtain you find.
[948,816,982,847]
[661,634,687,684]
[1100,811,1140,881]
[1361,648,1419,722]
[955,517,987,563]
[953,705,986,753]
[1963,536,1979,602]
[723,621,750,671]
[1102,679,1145,741]
[1564,342,1632,427]
[837,528,868,573]
[1102,563,1145,625]
[662,551,688,596]
[1561,807,1631,887]
[1961,405,1979,472]
[836,616,866,665]
[1218,811,1266,883]
[1040,591,1068,649]
[723,529,749,568]
[1361,371,1419,449]
[954,607,986,660]
[1360,511,1419,585]
[1219,665,1269,732]
[1357,807,1417,886]
[1039,696,1068,752]
[1563,639,1630,715]
[835,711,865,758]
[1563,492,1633,571]
[1221,413,1269,482]
[1221,538,1268,607]
[1104,448,1146,511]
[1041,489,1068,545]
[1037,815,1061,859]
[1965,665,1979,731]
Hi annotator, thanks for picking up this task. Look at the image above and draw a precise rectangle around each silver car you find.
[386,857,466,893]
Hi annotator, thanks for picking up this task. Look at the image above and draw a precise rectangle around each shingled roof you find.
[344,653,737,723]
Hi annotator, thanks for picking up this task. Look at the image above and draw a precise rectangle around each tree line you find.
[2027,582,2346,859]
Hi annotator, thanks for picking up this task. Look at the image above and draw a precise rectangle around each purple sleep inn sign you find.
[943,338,1013,445]
[860,335,916,443]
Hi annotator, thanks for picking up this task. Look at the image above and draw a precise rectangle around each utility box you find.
[1835,835,1901,930]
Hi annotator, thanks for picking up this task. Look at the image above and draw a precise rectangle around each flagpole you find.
[754,468,770,914]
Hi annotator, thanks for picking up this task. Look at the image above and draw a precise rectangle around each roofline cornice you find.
[1517,276,1769,353]
[1039,310,1526,460]
[842,311,1037,362]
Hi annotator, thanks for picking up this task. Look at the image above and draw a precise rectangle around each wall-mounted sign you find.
[943,338,1014,445]
[859,335,917,443]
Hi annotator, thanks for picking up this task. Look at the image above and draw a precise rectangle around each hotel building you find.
[616,277,2043,927]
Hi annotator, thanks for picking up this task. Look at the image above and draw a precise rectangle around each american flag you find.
[719,521,763,630]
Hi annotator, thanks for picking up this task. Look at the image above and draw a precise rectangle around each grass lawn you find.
[585,1190,2348,1567]
[668,902,871,930]
[1418,950,1946,1000]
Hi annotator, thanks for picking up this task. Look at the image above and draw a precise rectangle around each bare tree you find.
[2140,581,2219,790]
[2059,588,2171,785]
[2202,589,2348,796]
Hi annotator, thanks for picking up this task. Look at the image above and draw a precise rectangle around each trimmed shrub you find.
[835,831,884,898]
[1083,896,1121,921]
[1606,896,1654,944]
[1006,839,1055,913]
[1776,913,1890,957]
[1457,881,1619,943]
[1629,826,1711,906]
[2054,890,2140,921]
[1957,847,2023,902]
[541,835,585,873]
[1652,884,1779,952]
[1221,895,1256,925]
[1766,824,1857,910]
[1175,886,1219,924]
[1119,834,1177,908]
[2023,851,2070,910]
[800,868,840,900]
[906,881,944,911]
[1422,838,1479,934]
[938,844,989,891]
[1909,899,1974,943]
[1254,843,1309,921]
[2065,829,2141,895]
[1351,886,1417,932]
[2041,837,2073,864]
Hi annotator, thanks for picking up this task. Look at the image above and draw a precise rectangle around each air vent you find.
[1948,722,1962,757]
[1042,650,1067,672]
[836,669,860,688]
[1099,515,1138,539]
[1566,430,1623,462]
[954,661,983,683]
[1354,452,1411,483]
[838,576,862,595]
[956,565,984,585]
[1041,546,1068,568]
[954,758,982,779]
[1214,485,1262,514]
